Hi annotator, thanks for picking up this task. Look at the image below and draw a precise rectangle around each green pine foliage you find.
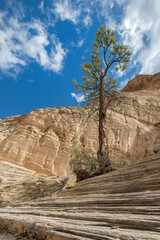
[73,24,131,106]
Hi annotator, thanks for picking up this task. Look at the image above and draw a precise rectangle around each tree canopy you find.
[74,24,131,106]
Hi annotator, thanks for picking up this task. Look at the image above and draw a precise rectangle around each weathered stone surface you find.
[59,154,160,197]
[0,107,98,176]
[0,154,160,239]
[0,160,76,207]
[0,72,160,176]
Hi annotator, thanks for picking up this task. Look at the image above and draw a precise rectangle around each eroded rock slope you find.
[0,160,75,207]
[0,72,160,176]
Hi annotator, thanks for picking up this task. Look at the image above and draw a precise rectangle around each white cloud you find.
[53,0,81,24]
[38,0,44,12]
[94,0,115,21]
[52,1,93,27]
[109,1,114,9]
[77,38,85,48]
[82,7,92,27]
[119,0,160,75]
[83,14,92,27]
[0,12,67,74]
[115,0,127,6]
[71,92,85,102]
[50,40,67,72]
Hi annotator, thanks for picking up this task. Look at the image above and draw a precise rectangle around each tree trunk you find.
[97,76,111,170]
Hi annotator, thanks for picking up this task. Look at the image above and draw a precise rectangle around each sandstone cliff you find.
[0,72,160,176]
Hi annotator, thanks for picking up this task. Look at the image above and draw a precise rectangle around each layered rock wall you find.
[0,108,98,176]
[0,73,160,176]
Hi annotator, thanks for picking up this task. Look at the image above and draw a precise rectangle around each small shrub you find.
[111,158,129,169]
[70,146,98,174]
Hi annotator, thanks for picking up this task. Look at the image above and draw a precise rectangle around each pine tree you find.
[73,25,131,171]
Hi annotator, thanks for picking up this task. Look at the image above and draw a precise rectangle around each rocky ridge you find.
[122,72,160,92]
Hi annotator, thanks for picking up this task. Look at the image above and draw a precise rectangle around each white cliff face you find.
[0,73,160,176]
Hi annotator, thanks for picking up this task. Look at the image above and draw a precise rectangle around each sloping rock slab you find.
[59,154,160,197]
[0,155,160,239]
[0,160,75,207]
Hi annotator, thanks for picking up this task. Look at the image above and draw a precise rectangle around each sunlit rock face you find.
[107,89,160,163]
[0,107,98,176]
[0,72,160,176]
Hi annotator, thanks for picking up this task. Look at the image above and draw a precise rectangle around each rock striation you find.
[0,154,160,239]
[0,160,76,207]
[0,107,98,176]
[0,72,160,176]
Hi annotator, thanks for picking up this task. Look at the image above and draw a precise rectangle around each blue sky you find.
[0,0,160,119]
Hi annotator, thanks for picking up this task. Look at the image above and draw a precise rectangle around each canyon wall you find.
[0,72,160,176]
